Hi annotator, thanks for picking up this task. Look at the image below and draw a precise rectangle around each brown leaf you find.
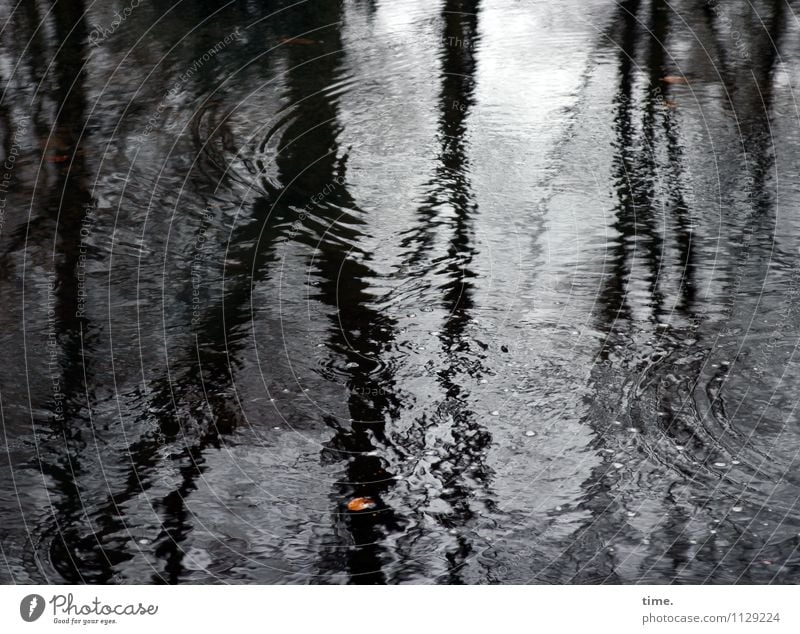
[278,36,319,46]
[661,75,688,85]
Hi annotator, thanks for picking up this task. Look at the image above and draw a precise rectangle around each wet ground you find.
[2,0,800,584]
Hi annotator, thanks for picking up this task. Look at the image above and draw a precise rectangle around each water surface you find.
[1,0,800,584]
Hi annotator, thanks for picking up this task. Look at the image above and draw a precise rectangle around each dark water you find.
[1,0,800,584]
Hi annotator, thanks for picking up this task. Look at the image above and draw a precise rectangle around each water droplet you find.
[184,548,213,571]
[273,426,280,430]
[525,430,536,437]
[491,410,499,416]
[137,538,151,545]
[345,362,359,369]
[732,506,743,513]
[731,459,741,465]
[627,427,639,433]
[714,462,727,468]
[613,462,624,469]
[627,511,636,517]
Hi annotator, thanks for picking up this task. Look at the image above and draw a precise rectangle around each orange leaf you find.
[661,75,688,85]
[346,497,377,512]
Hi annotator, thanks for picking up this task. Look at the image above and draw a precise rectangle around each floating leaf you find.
[346,496,377,512]
[279,36,320,46]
